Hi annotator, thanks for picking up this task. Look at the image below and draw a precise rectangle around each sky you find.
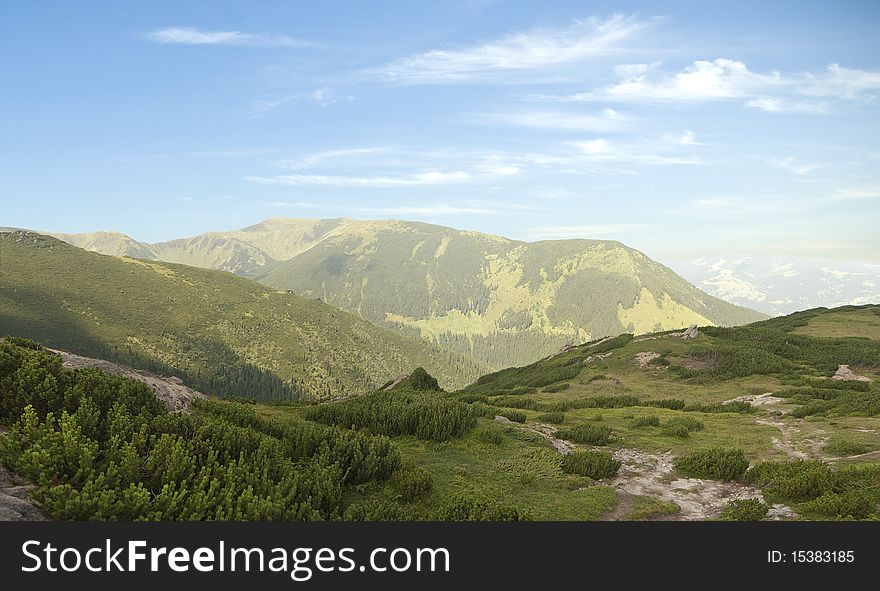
[2,1,879,285]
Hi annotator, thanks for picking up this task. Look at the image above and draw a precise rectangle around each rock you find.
[680,324,699,339]
[382,372,411,391]
[0,465,45,521]
[832,365,871,382]
[634,351,661,368]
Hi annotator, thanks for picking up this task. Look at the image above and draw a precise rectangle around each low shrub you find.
[745,460,835,501]
[801,490,878,520]
[719,498,768,521]
[661,416,704,438]
[433,494,529,521]
[645,399,686,410]
[475,424,505,445]
[561,450,621,479]
[536,411,565,424]
[556,424,613,446]
[390,465,433,502]
[631,415,660,428]
[674,448,749,481]
[824,439,872,456]
[494,409,527,423]
[542,382,570,393]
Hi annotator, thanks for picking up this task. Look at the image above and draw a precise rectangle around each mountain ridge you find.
[49,218,766,369]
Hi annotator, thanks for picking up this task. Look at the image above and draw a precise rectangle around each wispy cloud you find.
[769,156,824,175]
[526,223,649,240]
[276,147,391,170]
[246,88,354,117]
[246,171,473,187]
[143,27,311,47]
[372,14,653,84]
[482,108,629,132]
[831,186,880,200]
[553,59,878,112]
[568,137,701,165]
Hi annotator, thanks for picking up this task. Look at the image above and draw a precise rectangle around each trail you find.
[496,417,795,520]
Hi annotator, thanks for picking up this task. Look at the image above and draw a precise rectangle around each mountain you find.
[0,231,485,399]
[674,256,880,316]
[50,218,766,370]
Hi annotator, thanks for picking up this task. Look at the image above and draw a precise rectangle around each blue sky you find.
[3,0,879,270]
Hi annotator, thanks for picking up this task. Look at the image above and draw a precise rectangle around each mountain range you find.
[0,231,484,399]
[50,218,766,370]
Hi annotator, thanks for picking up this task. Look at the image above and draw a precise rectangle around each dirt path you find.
[52,349,206,412]
[497,417,795,520]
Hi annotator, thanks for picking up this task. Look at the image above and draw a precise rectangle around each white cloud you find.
[373,14,653,84]
[557,58,879,111]
[745,97,828,114]
[143,27,310,47]
[831,186,880,200]
[246,171,473,187]
[526,223,648,240]
[484,109,628,132]
[569,59,779,103]
[769,156,823,175]
[569,138,701,165]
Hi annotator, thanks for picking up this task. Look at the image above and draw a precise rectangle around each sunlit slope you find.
[0,232,486,399]
[256,220,765,369]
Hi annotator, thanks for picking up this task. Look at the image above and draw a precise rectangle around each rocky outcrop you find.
[52,349,207,412]
[832,365,872,382]
[0,464,45,521]
[679,324,699,339]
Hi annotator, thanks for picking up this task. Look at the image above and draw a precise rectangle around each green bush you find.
[645,399,685,410]
[631,415,660,428]
[561,450,621,479]
[493,409,527,423]
[745,460,835,501]
[824,439,872,456]
[475,424,505,444]
[305,389,476,442]
[536,411,565,424]
[391,465,433,502]
[801,490,877,519]
[556,424,613,445]
[674,448,749,481]
[432,494,529,521]
[542,382,570,393]
[661,416,705,438]
[719,498,768,521]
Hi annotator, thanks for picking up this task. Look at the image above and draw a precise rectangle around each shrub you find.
[542,382,570,393]
[631,415,660,428]
[556,424,613,445]
[645,399,686,410]
[305,390,476,442]
[824,439,872,456]
[801,490,878,520]
[400,367,441,391]
[745,460,835,501]
[494,409,527,423]
[433,494,529,521]
[536,411,565,424]
[674,448,749,481]
[391,465,433,502]
[661,416,705,438]
[475,424,505,444]
[561,450,621,479]
[719,498,768,521]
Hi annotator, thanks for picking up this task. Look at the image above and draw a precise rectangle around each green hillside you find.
[0,231,485,399]
[2,307,878,521]
[52,218,766,371]
[256,220,765,369]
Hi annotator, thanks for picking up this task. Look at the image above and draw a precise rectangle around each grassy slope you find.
[0,232,486,398]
